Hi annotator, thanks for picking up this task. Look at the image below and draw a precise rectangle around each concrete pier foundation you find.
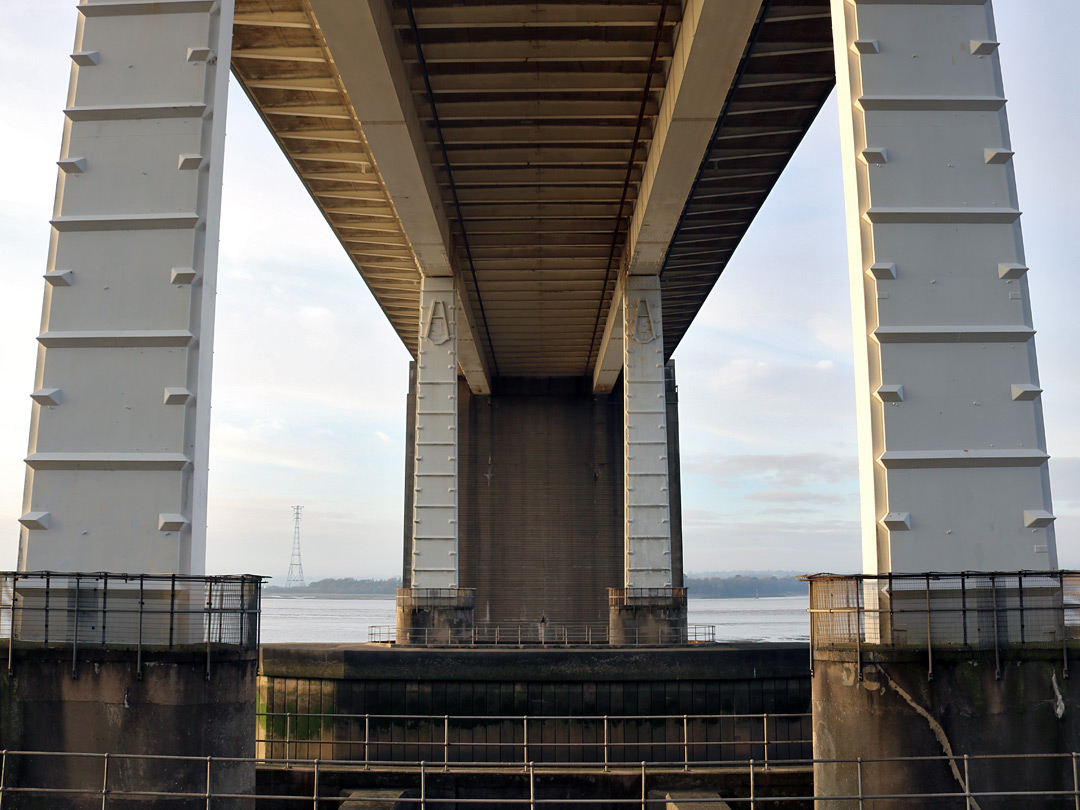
[608,587,688,645]
[395,587,475,644]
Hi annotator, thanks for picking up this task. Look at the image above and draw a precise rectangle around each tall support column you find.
[18,0,234,575]
[396,276,473,643]
[609,274,686,644]
[833,0,1057,575]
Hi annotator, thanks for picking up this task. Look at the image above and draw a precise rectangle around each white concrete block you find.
[170,266,197,284]
[877,385,904,402]
[1010,384,1042,402]
[983,148,1014,165]
[862,147,888,164]
[30,388,62,407]
[853,39,880,54]
[177,153,203,170]
[998,263,1028,280]
[970,41,999,56]
[186,47,213,62]
[44,269,74,287]
[19,512,51,531]
[158,513,188,532]
[163,387,192,405]
[868,262,897,279]
[71,51,101,66]
[1023,510,1055,529]
[57,157,87,174]
[882,512,911,531]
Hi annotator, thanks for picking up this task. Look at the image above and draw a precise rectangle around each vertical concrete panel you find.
[457,378,624,626]
[20,0,235,575]
[831,0,1057,574]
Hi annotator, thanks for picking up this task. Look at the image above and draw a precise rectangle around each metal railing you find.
[0,749,1078,807]
[0,571,264,678]
[609,587,688,607]
[369,623,716,645]
[255,710,812,767]
[805,570,1080,678]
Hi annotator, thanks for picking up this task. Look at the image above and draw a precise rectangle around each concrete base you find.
[812,649,1079,808]
[395,587,475,644]
[0,644,256,808]
[608,589,688,645]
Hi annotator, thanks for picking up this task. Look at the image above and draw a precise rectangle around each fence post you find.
[1072,751,1079,810]
[205,579,213,681]
[964,754,972,810]
[312,759,319,810]
[640,761,646,810]
[856,756,864,810]
[529,761,535,810]
[7,575,16,677]
[420,761,426,810]
[0,749,6,810]
[205,755,212,810]
[682,714,688,772]
[603,716,609,772]
[100,573,108,647]
[762,713,769,770]
[443,715,449,772]
[286,713,292,767]
[136,576,144,680]
[72,574,81,680]
[992,575,1001,680]
[364,714,370,769]
[749,759,754,809]
[169,574,176,648]
[925,574,933,681]
[100,752,109,810]
[522,716,528,768]
[1062,572,1070,680]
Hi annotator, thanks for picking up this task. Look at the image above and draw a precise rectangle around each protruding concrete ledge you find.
[25,452,191,471]
[609,587,688,645]
[63,103,207,121]
[864,207,1021,224]
[50,213,201,231]
[858,95,1006,111]
[78,1,216,17]
[873,325,1034,343]
[37,329,195,348]
[395,588,475,645]
[878,449,1049,469]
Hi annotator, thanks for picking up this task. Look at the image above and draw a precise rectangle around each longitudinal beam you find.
[307,0,492,394]
[592,0,762,393]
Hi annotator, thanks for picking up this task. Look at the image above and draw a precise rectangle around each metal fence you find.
[0,571,264,677]
[255,711,811,767]
[804,570,1080,677]
[1,749,1078,807]
[369,623,716,645]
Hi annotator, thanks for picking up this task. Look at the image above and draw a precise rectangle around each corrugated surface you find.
[458,378,623,626]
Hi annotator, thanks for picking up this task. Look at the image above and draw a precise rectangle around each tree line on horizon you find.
[264,574,806,599]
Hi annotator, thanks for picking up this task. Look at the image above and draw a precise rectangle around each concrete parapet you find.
[0,644,256,808]
[608,587,688,645]
[395,587,475,644]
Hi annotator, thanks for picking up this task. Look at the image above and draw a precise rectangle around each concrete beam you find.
[592,275,624,394]
[307,0,491,394]
[624,0,762,275]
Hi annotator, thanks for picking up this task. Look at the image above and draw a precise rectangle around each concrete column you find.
[832,0,1057,575]
[398,276,472,642]
[18,0,234,575]
[622,274,673,588]
[610,275,686,644]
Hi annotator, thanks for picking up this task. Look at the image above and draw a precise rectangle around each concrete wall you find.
[813,648,1079,808]
[0,646,256,808]
[258,644,811,764]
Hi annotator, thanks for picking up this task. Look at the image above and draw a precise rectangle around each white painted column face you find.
[832,0,1057,574]
[623,275,673,589]
[18,0,234,575]
[411,277,459,589]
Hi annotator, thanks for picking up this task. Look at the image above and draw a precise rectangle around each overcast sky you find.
[1,2,1076,583]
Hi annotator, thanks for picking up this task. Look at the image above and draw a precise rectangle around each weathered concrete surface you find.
[395,588,475,645]
[1,644,256,808]
[813,649,1080,809]
[609,597,689,645]
[258,644,812,765]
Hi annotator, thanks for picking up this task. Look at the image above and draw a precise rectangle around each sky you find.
[1,2,1077,583]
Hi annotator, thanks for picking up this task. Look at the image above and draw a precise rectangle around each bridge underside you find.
[20,0,1058,646]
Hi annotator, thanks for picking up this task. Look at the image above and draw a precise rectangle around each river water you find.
[259,595,809,644]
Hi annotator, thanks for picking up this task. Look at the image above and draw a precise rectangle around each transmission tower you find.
[286,505,305,588]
